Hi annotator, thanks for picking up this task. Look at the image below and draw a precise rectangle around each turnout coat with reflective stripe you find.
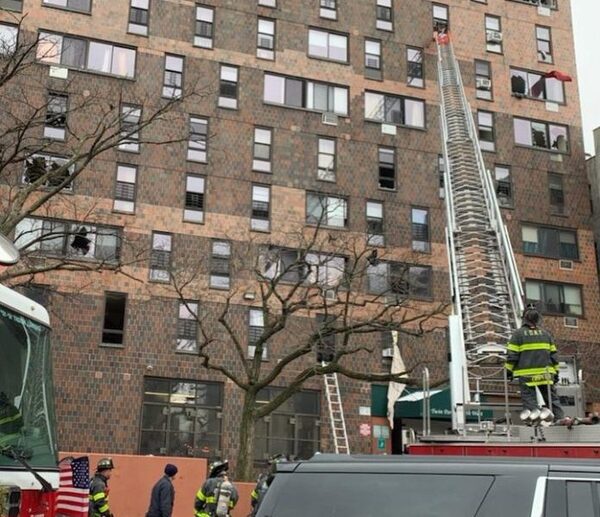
[505,325,558,386]
[89,473,111,517]
[194,478,239,517]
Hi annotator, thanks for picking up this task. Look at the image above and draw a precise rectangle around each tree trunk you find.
[236,389,258,481]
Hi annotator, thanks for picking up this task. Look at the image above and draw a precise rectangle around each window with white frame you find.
[317,137,336,182]
[187,116,208,162]
[253,127,272,172]
[305,253,346,288]
[525,280,582,316]
[257,18,275,60]
[364,91,425,128]
[258,247,305,283]
[264,73,349,116]
[536,26,552,63]
[162,54,183,99]
[485,15,502,54]
[218,65,239,109]
[320,0,337,19]
[177,301,198,352]
[367,262,433,299]
[251,185,271,232]
[308,28,348,63]
[432,3,448,32]
[477,110,495,151]
[149,232,172,282]
[210,240,231,289]
[42,0,91,13]
[475,60,492,100]
[494,165,512,207]
[114,164,137,213]
[513,117,568,153]
[128,0,149,36]
[119,104,141,152]
[376,0,393,31]
[364,39,381,78]
[510,68,564,104]
[0,23,18,55]
[522,225,578,260]
[44,92,68,140]
[306,193,347,228]
[411,207,430,253]
[23,154,74,191]
[258,0,276,6]
[195,5,214,48]
[407,47,424,87]
[248,309,267,359]
[0,1,22,12]
[184,175,205,223]
[366,201,384,246]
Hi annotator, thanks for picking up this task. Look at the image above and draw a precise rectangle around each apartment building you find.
[1,0,597,467]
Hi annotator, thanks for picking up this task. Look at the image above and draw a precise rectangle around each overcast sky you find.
[572,0,599,156]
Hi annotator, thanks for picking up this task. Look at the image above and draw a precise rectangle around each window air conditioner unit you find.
[564,316,578,328]
[322,112,338,126]
[559,259,573,270]
[476,78,492,91]
[322,289,337,301]
[486,31,503,43]
[366,56,380,69]
[382,347,394,358]
[258,36,273,49]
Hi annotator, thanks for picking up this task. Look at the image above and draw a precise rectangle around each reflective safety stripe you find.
[195,513,210,517]
[507,342,554,352]
[513,367,556,377]
[92,492,106,501]
[98,504,109,513]
[251,490,258,500]
[525,380,554,386]
[505,363,514,371]
[196,490,207,501]
[204,496,216,503]
[507,343,520,352]
[0,414,22,425]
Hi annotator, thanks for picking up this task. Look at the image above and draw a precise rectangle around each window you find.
[438,154,445,198]
[44,93,68,140]
[510,68,564,104]
[149,232,172,282]
[42,0,91,13]
[264,73,349,116]
[162,54,183,99]
[0,0,22,12]
[432,3,448,32]
[0,23,18,55]
[218,65,238,109]
[102,292,126,345]
[184,175,205,223]
[258,0,276,6]
[407,47,423,87]
[475,60,492,100]
[308,29,348,63]
[548,173,565,215]
[251,185,271,231]
[411,208,430,252]
[365,91,425,128]
[140,378,223,458]
[477,110,495,152]
[210,240,231,289]
[114,164,137,213]
[128,0,149,36]
[494,165,512,207]
[23,154,73,191]
[248,309,267,359]
[177,301,198,352]
[253,127,272,172]
[258,247,305,283]
[317,137,336,181]
[513,118,569,152]
[367,262,433,299]
[364,39,382,79]
[119,104,141,152]
[366,201,384,246]
[14,218,121,262]
[187,116,208,162]
[254,387,320,460]
[195,5,214,49]
[378,147,395,190]
[522,225,578,260]
[376,0,393,31]
[525,280,582,316]
[306,193,347,228]
[320,0,337,20]
[37,32,136,78]
[485,15,502,53]
[517,0,556,8]
[316,313,336,362]
[257,18,275,60]
[306,254,346,288]
[536,26,552,63]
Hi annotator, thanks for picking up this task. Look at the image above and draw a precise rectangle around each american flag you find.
[56,456,90,517]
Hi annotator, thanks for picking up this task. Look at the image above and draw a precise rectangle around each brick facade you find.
[2,0,599,470]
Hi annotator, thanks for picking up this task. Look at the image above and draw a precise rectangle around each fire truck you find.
[0,233,58,517]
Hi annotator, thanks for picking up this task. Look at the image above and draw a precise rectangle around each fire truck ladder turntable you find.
[437,36,525,434]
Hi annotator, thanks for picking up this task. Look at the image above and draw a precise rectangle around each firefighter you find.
[0,392,23,446]
[194,460,238,517]
[250,455,286,517]
[89,458,115,517]
[505,304,564,420]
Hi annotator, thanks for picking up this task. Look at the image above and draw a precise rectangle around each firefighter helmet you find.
[97,458,114,471]
[209,460,229,478]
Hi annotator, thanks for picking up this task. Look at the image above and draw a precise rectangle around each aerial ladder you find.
[323,372,350,454]
[436,33,525,433]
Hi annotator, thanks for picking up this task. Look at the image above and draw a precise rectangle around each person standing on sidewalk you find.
[146,463,178,517]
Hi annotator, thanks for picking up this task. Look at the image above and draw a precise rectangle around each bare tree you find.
[0,11,212,284]
[169,209,448,480]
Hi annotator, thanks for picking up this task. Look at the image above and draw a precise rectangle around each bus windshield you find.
[0,303,57,468]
